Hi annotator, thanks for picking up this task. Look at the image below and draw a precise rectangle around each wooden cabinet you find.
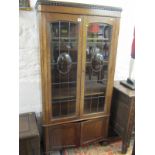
[36,0,122,152]
[19,113,40,155]
[110,81,135,153]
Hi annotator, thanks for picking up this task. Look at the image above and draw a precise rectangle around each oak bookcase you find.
[36,0,122,153]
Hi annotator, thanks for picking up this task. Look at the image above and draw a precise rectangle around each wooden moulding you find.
[36,0,122,12]
[35,0,122,18]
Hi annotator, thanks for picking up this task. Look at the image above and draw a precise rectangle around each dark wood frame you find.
[36,0,121,152]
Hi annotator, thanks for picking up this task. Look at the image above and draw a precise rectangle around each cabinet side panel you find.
[38,12,50,124]
[105,18,121,115]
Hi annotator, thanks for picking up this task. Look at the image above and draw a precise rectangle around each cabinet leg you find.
[60,150,64,155]
[122,144,128,154]
[122,140,128,154]
[127,139,130,148]
[132,141,135,155]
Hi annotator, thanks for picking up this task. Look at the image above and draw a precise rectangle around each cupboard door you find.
[81,117,108,145]
[42,13,83,122]
[44,123,80,150]
[81,16,116,116]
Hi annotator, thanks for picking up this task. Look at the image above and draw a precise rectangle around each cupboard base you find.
[43,117,109,153]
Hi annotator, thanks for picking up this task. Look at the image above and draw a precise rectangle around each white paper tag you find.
[77,18,81,22]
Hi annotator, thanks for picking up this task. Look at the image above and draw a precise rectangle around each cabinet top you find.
[114,81,135,98]
[19,112,39,139]
[36,0,122,17]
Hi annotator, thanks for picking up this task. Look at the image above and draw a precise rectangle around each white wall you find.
[19,0,134,115]
[19,9,42,114]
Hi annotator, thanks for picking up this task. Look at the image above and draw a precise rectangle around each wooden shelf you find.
[85,92,105,97]
[52,87,77,100]
[85,81,106,96]
[87,38,109,41]
[52,37,77,40]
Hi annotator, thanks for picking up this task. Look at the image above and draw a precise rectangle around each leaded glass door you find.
[44,13,83,121]
[81,16,115,116]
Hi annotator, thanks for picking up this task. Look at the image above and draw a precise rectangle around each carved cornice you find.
[36,0,122,12]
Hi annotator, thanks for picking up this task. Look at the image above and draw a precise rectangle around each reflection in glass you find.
[91,52,104,72]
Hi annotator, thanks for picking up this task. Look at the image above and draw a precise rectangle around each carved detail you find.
[36,0,122,12]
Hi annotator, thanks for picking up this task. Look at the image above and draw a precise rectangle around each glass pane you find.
[84,23,112,114]
[50,21,78,119]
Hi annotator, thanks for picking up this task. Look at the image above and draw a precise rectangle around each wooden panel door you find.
[44,123,80,150]
[80,16,119,118]
[80,117,108,145]
[40,13,83,124]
